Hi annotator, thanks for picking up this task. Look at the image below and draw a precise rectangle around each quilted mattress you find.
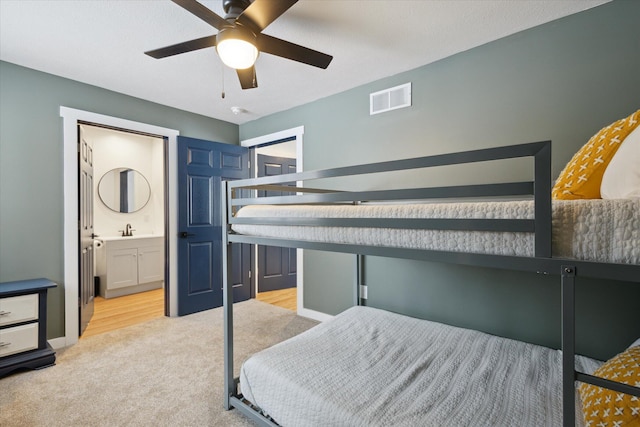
[240,305,601,427]
[232,199,639,264]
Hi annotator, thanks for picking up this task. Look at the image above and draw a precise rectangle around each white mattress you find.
[240,306,601,427]
[232,199,640,264]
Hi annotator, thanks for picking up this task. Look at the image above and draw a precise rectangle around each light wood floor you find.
[81,288,165,339]
[81,287,297,338]
[257,288,297,311]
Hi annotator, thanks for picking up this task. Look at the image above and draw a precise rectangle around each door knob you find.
[180,232,195,238]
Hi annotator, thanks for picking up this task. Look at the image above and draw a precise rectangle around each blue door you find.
[177,136,250,316]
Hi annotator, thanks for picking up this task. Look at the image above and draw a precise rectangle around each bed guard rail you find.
[226,141,552,258]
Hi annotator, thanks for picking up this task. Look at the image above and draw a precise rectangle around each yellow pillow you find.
[579,346,640,427]
[552,109,640,199]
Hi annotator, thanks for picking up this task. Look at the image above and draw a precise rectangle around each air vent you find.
[370,82,411,115]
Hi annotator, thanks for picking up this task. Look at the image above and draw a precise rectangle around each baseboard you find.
[48,337,68,350]
[296,307,333,322]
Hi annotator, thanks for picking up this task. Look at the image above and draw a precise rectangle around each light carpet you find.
[0,299,318,427]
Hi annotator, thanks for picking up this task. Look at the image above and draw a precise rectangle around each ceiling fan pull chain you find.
[221,62,225,99]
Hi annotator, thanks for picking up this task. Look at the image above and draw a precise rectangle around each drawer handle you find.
[0,311,11,316]
[0,342,10,348]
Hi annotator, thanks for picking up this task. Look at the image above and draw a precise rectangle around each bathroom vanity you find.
[96,236,164,299]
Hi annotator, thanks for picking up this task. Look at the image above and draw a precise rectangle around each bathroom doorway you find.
[79,124,167,337]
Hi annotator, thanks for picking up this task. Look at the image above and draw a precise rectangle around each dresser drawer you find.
[0,323,39,357]
[0,294,38,327]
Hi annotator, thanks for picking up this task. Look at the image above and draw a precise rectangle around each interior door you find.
[257,154,297,292]
[177,136,250,316]
[78,128,95,335]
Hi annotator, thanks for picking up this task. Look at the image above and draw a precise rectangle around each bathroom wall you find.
[83,125,165,238]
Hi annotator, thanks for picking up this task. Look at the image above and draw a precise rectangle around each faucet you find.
[120,223,135,237]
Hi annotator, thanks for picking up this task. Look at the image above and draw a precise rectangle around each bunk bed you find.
[221,140,640,427]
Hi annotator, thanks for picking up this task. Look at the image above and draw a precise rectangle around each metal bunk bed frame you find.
[221,140,640,427]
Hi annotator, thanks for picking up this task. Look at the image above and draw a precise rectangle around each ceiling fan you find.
[145,0,333,90]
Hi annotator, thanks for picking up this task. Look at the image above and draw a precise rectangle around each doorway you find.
[242,128,303,312]
[254,146,297,310]
[79,124,167,337]
[61,107,180,347]
[255,151,297,292]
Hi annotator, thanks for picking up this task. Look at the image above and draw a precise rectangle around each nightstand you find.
[0,278,57,377]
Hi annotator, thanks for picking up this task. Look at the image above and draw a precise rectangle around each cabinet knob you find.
[180,232,195,238]
[0,310,11,316]
[0,342,10,348]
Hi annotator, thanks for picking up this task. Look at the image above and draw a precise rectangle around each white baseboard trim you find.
[296,307,333,323]
[48,337,67,350]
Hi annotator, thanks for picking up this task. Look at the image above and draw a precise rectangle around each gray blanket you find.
[240,306,600,426]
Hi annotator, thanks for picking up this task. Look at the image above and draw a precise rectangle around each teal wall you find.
[240,1,640,360]
[0,61,238,338]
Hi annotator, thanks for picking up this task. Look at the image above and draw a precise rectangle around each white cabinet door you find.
[138,245,164,284]
[107,248,138,289]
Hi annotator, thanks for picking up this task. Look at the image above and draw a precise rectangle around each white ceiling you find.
[0,0,609,125]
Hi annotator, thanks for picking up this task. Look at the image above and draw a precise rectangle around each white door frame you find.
[60,107,180,347]
[241,126,331,322]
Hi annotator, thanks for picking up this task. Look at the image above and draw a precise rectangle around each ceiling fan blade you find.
[171,0,228,30]
[237,0,298,33]
[145,35,217,59]
[237,66,258,89]
[257,34,333,69]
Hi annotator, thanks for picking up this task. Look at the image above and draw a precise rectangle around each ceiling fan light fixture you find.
[146,0,333,90]
[216,26,259,70]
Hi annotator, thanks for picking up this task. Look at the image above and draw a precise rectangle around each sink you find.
[98,234,163,241]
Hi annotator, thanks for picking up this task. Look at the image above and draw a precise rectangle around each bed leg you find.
[223,182,234,411]
[561,265,576,427]
[223,241,234,410]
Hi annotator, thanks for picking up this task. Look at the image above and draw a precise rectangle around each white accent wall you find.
[82,125,164,238]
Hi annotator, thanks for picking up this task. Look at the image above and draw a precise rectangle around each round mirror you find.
[98,168,151,213]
